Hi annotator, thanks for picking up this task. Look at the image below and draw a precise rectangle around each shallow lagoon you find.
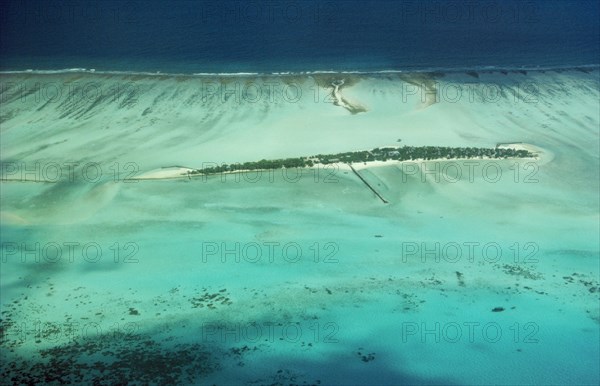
[1,69,599,384]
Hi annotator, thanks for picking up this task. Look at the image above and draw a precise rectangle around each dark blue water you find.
[1,0,598,73]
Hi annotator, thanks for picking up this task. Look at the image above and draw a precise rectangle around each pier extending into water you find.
[347,164,388,204]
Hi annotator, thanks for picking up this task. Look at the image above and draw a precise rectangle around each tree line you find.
[190,145,534,175]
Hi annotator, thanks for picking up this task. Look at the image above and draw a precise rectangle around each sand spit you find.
[330,79,367,114]
[132,167,195,180]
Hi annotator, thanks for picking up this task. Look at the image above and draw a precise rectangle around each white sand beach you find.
[132,167,195,180]
[497,142,554,165]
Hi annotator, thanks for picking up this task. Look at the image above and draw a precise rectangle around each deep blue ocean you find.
[1,0,598,74]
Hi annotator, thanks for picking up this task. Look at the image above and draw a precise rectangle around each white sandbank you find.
[132,167,195,180]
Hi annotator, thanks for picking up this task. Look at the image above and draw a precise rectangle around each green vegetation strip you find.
[190,146,534,175]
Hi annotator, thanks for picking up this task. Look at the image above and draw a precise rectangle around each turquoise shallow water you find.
[1,70,599,384]
[2,165,598,384]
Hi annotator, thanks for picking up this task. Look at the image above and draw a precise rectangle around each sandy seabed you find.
[1,69,598,385]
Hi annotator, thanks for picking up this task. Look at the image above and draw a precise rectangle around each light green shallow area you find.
[1,70,598,385]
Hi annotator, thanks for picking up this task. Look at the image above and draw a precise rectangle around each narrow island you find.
[131,143,540,204]
[188,145,536,176]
